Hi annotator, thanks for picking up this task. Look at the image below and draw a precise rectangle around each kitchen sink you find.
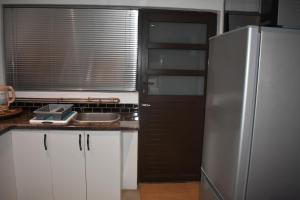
[72,113,121,124]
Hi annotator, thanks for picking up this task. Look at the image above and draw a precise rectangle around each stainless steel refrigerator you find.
[201,26,300,200]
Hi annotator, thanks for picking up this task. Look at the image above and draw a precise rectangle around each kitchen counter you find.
[0,111,139,135]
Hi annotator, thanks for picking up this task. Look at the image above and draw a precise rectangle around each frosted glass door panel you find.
[149,49,206,70]
[149,22,207,44]
[148,76,204,96]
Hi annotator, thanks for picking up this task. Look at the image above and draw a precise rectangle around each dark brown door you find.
[138,10,217,182]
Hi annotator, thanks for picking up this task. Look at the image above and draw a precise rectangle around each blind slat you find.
[4,7,138,91]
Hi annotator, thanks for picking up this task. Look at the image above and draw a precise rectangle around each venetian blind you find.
[4,7,138,91]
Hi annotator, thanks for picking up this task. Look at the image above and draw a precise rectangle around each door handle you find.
[43,134,47,151]
[87,134,90,151]
[141,103,151,107]
[79,134,82,151]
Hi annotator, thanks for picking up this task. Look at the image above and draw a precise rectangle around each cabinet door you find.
[85,131,121,200]
[12,130,53,200]
[48,131,86,200]
[0,132,17,200]
[122,131,138,190]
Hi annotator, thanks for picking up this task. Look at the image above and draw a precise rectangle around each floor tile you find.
[140,182,201,200]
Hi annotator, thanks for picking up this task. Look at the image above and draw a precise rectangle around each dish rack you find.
[30,104,77,125]
[34,104,73,120]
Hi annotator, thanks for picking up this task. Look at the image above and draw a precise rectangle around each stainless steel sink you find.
[73,113,121,124]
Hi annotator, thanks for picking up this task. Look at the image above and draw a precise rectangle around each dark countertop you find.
[0,111,139,135]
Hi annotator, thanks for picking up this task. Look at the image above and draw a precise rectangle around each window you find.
[140,11,215,96]
[4,7,138,91]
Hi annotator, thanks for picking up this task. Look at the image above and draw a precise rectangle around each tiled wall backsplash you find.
[11,101,138,113]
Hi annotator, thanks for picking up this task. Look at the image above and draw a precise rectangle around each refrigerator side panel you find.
[202,26,260,200]
[201,172,222,200]
[246,28,300,200]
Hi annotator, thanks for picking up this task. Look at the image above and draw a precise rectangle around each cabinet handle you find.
[87,134,90,151]
[44,134,47,151]
[79,134,82,151]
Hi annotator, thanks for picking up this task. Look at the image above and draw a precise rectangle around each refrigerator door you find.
[246,28,300,200]
[202,26,260,200]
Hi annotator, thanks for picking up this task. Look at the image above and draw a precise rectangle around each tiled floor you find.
[122,182,200,200]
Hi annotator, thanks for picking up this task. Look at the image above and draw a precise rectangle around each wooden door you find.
[48,131,86,200]
[85,131,121,200]
[12,130,53,200]
[139,10,217,182]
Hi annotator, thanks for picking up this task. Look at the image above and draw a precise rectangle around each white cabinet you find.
[12,130,53,200]
[0,132,17,200]
[85,131,121,200]
[225,0,260,12]
[11,130,122,200]
[122,131,138,189]
[49,131,86,200]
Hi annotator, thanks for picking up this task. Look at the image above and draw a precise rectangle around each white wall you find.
[0,0,224,101]
[0,0,224,12]
[0,0,224,31]
[16,91,139,104]
[225,0,260,12]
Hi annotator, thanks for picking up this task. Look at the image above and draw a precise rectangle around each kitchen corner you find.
[0,97,139,200]
[1,1,300,200]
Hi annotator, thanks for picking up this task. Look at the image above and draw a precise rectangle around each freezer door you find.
[246,28,300,200]
[202,26,260,200]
